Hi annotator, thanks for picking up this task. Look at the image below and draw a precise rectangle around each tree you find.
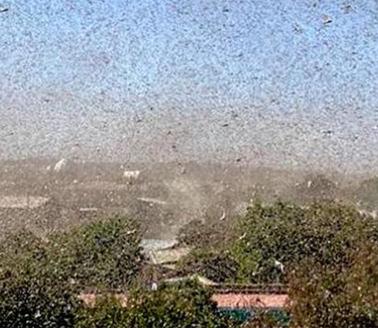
[48,216,144,291]
[0,217,145,326]
[288,242,378,328]
[125,280,235,328]
[230,201,377,283]
[76,280,238,328]
[177,219,231,249]
[0,231,79,328]
[75,295,128,328]
[355,176,378,210]
[177,249,240,283]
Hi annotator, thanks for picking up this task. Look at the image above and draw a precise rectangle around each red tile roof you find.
[79,292,289,309]
[212,293,289,309]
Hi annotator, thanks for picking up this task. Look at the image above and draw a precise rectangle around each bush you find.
[243,309,290,328]
[230,201,377,283]
[0,270,79,328]
[0,217,145,326]
[355,177,378,210]
[0,231,79,328]
[177,249,240,283]
[75,295,128,328]
[177,219,230,248]
[288,242,378,328]
[48,216,145,291]
[125,280,235,328]
[76,280,238,328]
[0,229,46,271]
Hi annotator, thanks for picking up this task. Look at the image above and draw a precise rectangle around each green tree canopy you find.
[230,201,377,283]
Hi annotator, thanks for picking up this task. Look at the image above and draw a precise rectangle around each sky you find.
[0,0,377,173]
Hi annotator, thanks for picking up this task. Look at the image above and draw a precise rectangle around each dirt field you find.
[0,158,374,240]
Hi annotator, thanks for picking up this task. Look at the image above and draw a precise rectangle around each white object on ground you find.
[54,158,67,172]
[123,170,140,179]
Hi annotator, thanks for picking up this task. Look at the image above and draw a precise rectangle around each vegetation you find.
[76,280,236,328]
[125,281,235,328]
[0,217,144,327]
[49,216,144,291]
[0,199,377,327]
[0,269,79,328]
[75,295,128,328]
[177,200,378,327]
[355,176,378,210]
[177,249,239,283]
[243,310,290,328]
[0,231,79,328]
[179,200,377,284]
[293,174,338,204]
[230,200,377,283]
[288,242,378,327]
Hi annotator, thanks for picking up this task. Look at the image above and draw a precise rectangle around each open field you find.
[0,158,376,240]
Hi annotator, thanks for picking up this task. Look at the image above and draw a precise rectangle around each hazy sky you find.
[0,0,377,173]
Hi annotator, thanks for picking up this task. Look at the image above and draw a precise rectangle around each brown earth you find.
[0,158,373,240]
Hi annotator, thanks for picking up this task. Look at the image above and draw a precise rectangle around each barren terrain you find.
[0,158,374,240]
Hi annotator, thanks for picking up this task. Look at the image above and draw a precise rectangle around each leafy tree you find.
[177,219,231,249]
[75,295,128,328]
[48,216,145,291]
[0,217,145,326]
[288,242,378,328]
[76,280,238,328]
[231,201,377,283]
[355,176,378,210]
[177,249,239,283]
[0,229,46,269]
[0,231,79,328]
[125,280,235,328]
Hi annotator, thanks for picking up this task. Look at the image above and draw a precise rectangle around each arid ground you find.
[0,158,375,240]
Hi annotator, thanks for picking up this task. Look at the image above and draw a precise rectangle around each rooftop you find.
[78,292,289,309]
[212,293,289,309]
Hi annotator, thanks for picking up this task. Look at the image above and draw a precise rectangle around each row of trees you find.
[0,217,145,327]
[76,280,235,328]
[0,217,242,327]
[177,201,378,327]
[0,201,377,327]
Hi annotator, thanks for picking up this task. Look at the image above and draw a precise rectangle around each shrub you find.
[48,216,145,291]
[0,217,145,326]
[0,270,79,328]
[76,280,238,328]
[243,309,290,328]
[125,280,235,328]
[177,249,240,283]
[288,242,378,328]
[0,230,45,283]
[230,201,377,283]
[177,219,231,248]
[0,231,79,328]
[355,177,378,210]
[75,295,128,328]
